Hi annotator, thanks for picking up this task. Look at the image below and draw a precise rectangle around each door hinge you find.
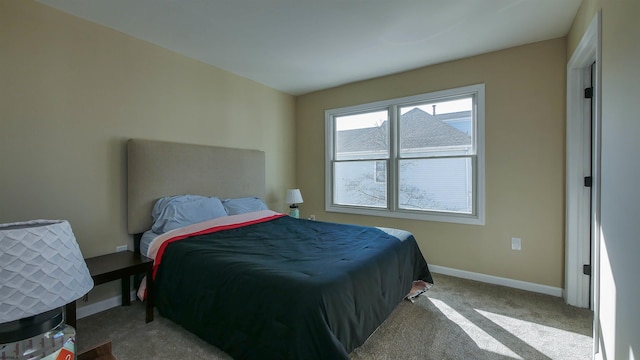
[584,176,592,187]
[584,87,594,99]
[583,264,592,276]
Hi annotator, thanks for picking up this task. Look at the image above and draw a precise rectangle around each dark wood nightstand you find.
[66,251,154,328]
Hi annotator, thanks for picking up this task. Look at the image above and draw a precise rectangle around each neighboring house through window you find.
[374,161,386,183]
[325,84,485,225]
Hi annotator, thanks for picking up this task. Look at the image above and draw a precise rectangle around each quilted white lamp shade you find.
[285,189,303,205]
[0,220,94,324]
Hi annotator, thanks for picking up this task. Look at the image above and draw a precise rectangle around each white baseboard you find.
[429,265,564,298]
[76,290,137,320]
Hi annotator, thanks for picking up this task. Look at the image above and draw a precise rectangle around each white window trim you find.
[324,84,485,225]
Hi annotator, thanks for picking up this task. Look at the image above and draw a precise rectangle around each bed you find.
[127,139,433,359]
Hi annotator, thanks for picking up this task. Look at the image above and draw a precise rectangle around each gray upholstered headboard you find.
[127,139,265,235]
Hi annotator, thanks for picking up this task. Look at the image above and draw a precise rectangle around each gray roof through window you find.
[336,108,471,153]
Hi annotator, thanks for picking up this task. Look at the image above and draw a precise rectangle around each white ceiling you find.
[37,0,582,95]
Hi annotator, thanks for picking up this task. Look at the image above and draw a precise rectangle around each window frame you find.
[324,84,485,225]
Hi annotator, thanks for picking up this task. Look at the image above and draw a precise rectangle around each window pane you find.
[335,110,389,160]
[399,98,473,158]
[398,157,472,213]
[334,161,387,208]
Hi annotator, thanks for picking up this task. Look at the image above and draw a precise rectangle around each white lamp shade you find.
[285,189,303,205]
[0,220,94,324]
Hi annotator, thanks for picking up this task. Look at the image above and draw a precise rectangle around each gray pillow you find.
[222,197,269,215]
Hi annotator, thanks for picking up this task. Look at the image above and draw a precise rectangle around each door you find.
[565,12,600,310]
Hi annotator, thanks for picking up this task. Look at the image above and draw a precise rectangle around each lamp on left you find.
[0,219,93,360]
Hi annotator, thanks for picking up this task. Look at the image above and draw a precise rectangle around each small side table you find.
[66,251,154,328]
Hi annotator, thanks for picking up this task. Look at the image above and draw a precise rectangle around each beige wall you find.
[296,38,567,288]
[569,1,640,359]
[0,1,295,302]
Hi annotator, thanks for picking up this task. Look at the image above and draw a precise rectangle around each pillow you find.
[222,197,269,215]
[151,195,227,233]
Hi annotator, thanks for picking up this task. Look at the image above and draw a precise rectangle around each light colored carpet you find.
[76,273,593,359]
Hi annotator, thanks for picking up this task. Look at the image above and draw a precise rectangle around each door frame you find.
[565,11,601,309]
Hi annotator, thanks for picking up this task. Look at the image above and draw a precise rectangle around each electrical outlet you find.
[308,214,316,220]
[511,237,522,251]
[116,245,128,252]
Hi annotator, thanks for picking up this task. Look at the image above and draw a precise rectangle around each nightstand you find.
[66,251,154,328]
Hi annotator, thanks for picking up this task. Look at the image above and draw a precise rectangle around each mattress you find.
[139,229,158,258]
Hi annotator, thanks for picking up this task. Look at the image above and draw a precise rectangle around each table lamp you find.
[285,189,303,218]
[0,220,94,359]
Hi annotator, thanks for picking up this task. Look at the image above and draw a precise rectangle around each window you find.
[325,84,485,225]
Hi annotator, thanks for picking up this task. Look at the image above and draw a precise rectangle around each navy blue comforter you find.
[154,216,432,359]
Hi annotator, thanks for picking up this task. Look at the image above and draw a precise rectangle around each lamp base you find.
[0,308,75,360]
[288,205,299,218]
